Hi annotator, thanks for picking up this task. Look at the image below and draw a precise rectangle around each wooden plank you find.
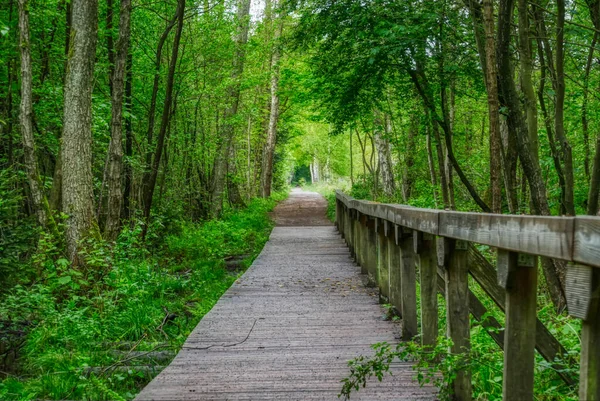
[501,250,537,401]
[389,231,403,318]
[400,230,418,341]
[439,211,573,261]
[358,214,368,275]
[566,263,594,319]
[378,221,390,302]
[443,238,472,401]
[365,217,378,287]
[415,231,437,348]
[389,205,439,235]
[579,267,600,401]
[574,216,600,268]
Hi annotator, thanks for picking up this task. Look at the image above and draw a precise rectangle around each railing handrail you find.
[336,190,600,268]
[334,190,600,401]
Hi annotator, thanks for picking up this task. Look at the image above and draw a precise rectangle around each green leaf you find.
[58,276,72,285]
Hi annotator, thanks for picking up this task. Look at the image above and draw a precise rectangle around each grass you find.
[0,191,287,400]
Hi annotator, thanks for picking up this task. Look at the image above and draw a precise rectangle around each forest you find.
[0,0,599,398]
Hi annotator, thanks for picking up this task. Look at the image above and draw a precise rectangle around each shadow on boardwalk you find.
[135,189,435,400]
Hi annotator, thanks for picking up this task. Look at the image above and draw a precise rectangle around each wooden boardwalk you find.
[135,190,435,400]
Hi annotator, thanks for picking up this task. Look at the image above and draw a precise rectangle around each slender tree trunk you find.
[426,125,439,208]
[211,0,252,214]
[373,112,395,198]
[588,138,600,215]
[497,0,566,310]
[482,0,502,213]
[103,0,131,240]
[123,47,133,220]
[18,0,49,226]
[141,13,177,204]
[61,0,99,262]
[142,0,185,234]
[554,0,575,215]
[350,129,354,186]
[260,15,283,198]
[430,112,450,209]
[582,32,597,179]
[106,0,115,94]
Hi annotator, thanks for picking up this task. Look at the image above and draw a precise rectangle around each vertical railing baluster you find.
[443,237,471,401]
[389,224,403,318]
[399,227,417,340]
[414,231,438,348]
[497,250,537,401]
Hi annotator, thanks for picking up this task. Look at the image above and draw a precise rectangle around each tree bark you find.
[61,0,99,262]
[260,13,283,198]
[141,12,178,205]
[497,0,566,310]
[482,0,502,213]
[123,46,133,220]
[142,0,185,234]
[554,0,575,215]
[103,0,131,240]
[106,0,115,94]
[18,0,49,227]
[211,0,252,214]
[373,112,395,198]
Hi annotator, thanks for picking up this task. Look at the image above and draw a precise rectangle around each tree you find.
[102,0,131,240]
[18,0,48,226]
[61,0,99,262]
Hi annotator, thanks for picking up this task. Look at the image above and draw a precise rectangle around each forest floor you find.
[0,193,286,400]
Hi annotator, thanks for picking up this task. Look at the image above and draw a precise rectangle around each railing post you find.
[414,231,437,348]
[358,214,368,274]
[497,250,537,401]
[574,265,600,401]
[399,227,417,340]
[365,216,378,287]
[389,224,403,318]
[377,220,391,303]
[335,198,341,232]
[443,237,471,401]
[348,209,356,259]
[344,207,352,254]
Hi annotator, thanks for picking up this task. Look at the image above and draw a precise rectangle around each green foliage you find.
[0,194,283,400]
[340,338,464,401]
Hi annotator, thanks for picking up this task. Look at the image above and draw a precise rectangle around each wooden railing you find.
[335,190,600,401]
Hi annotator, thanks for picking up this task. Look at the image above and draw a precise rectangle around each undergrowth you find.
[0,192,286,400]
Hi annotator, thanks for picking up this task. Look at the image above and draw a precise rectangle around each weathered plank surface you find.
[136,190,435,401]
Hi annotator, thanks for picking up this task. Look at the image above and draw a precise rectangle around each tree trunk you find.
[142,0,185,234]
[260,15,283,198]
[588,138,600,215]
[18,0,50,227]
[61,0,99,262]
[482,0,502,213]
[497,0,566,310]
[211,0,252,215]
[123,45,133,220]
[374,112,395,198]
[103,0,131,241]
[554,0,575,215]
[106,0,115,94]
[141,12,178,206]
[426,124,439,207]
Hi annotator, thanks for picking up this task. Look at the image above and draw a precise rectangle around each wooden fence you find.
[335,190,600,401]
